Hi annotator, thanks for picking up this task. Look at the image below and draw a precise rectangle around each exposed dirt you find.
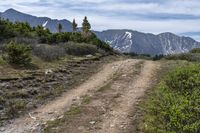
[1,59,144,133]
[43,60,160,133]
[98,61,160,133]
[0,56,116,126]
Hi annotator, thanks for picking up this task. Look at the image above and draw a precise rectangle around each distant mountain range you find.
[95,30,200,55]
[0,8,72,32]
[1,8,200,55]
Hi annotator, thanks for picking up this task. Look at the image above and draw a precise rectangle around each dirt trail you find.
[98,61,159,133]
[48,60,160,133]
[2,59,140,133]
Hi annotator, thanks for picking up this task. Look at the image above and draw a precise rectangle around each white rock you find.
[0,127,6,132]
[86,54,93,58]
[89,121,96,125]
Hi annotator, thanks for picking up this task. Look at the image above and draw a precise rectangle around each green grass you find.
[65,106,82,116]
[135,62,200,133]
[0,56,6,65]
[98,82,112,92]
[44,105,82,133]
[81,95,92,104]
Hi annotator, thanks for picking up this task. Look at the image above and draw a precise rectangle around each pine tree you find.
[82,16,91,33]
[72,19,78,32]
[58,23,62,33]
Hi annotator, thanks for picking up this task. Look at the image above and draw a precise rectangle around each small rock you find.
[0,105,4,110]
[0,127,6,132]
[48,111,54,114]
[89,121,96,125]
[50,118,55,121]
[78,126,84,130]
[58,115,64,120]
[86,54,93,58]
[45,69,53,75]
[122,74,127,77]
[110,124,115,128]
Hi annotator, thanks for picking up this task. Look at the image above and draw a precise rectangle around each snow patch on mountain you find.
[95,30,200,55]
[42,21,48,29]
[125,31,132,39]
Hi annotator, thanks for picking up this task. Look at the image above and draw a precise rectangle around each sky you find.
[0,0,200,41]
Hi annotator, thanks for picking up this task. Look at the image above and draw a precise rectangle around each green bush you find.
[190,48,200,53]
[140,64,200,133]
[165,53,200,62]
[166,65,200,94]
[63,42,98,56]
[3,42,32,65]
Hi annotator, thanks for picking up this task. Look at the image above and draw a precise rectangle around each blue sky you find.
[1,0,200,41]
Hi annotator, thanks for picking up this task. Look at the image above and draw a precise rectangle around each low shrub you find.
[63,42,98,56]
[6,100,27,118]
[33,44,66,61]
[3,41,32,66]
[152,54,164,61]
[140,64,200,133]
[165,64,200,94]
[190,48,200,53]
[165,53,200,62]
[12,37,38,45]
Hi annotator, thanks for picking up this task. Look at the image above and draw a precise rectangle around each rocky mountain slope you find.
[95,30,200,55]
[1,9,200,55]
[0,8,72,32]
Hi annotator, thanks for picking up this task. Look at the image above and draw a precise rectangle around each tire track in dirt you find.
[43,60,159,133]
[98,61,160,133]
[2,59,139,133]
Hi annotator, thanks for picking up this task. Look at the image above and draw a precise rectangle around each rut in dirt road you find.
[98,61,160,133]
[2,59,140,133]
[44,60,160,133]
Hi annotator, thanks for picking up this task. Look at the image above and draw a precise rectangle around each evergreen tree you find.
[58,23,62,33]
[72,19,78,32]
[82,16,91,33]
[3,41,32,66]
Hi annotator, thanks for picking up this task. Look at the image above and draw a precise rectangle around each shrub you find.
[152,54,164,61]
[12,37,38,45]
[63,42,98,56]
[190,48,200,53]
[165,53,200,62]
[140,64,200,133]
[3,42,32,66]
[33,44,66,61]
[165,64,200,94]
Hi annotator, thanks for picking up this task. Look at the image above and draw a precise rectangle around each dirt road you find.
[2,59,159,133]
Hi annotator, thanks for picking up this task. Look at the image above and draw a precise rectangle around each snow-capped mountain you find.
[1,9,200,55]
[0,8,72,32]
[95,30,200,55]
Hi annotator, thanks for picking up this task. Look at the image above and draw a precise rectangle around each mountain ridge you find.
[0,8,72,32]
[1,8,200,55]
[95,29,200,55]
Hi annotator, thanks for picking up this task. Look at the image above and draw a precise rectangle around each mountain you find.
[0,8,72,32]
[95,30,200,55]
[1,9,200,55]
